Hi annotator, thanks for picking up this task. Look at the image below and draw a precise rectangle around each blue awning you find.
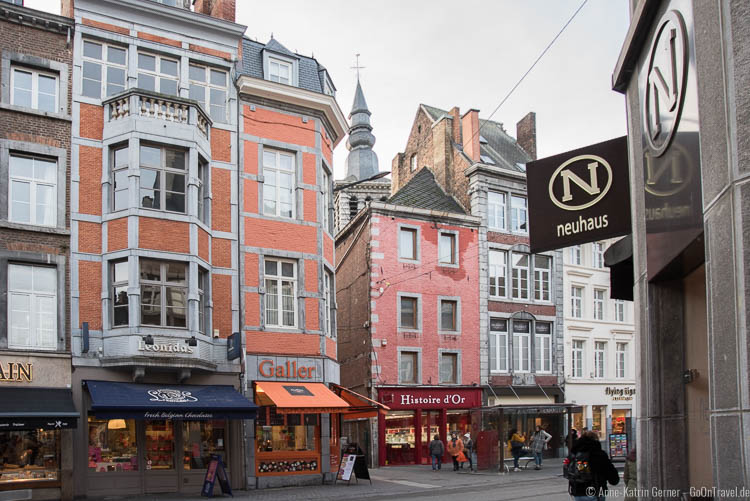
[85,380,257,420]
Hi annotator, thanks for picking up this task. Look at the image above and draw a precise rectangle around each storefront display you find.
[183,421,225,470]
[87,417,138,472]
[384,411,415,465]
[0,429,60,484]
[592,405,606,438]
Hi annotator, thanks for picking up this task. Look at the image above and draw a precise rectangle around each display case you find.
[145,420,174,470]
[0,429,60,487]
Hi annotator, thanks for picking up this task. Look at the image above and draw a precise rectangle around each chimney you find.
[516,111,537,160]
[449,106,461,143]
[60,0,74,18]
[193,0,236,22]
[461,109,481,163]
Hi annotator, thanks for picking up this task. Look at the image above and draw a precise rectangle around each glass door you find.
[143,420,176,494]
[420,411,440,465]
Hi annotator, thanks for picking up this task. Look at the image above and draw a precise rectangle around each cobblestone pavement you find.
[89,459,581,501]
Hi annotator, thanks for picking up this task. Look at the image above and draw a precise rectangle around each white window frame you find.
[534,324,552,374]
[322,168,332,234]
[571,245,582,265]
[139,259,188,328]
[111,259,129,327]
[264,258,297,329]
[11,66,58,113]
[410,153,417,172]
[593,242,605,268]
[268,57,293,85]
[262,149,296,219]
[511,252,529,300]
[197,156,210,224]
[614,299,626,322]
[489,249,507,298]
[398,349,420,385]
[594,289,605,320]
[398,225,420,262]
[571,286,583,318]
[512,320,530,373]
[111,145,129,212]
[81,40,127,99]
[9,154,57,227]
[8,264,57,351]
[139,144,187,214]
[198,268,209,334]
[533,255,551,302]
[487,191,506,230]
[438,230,458,266]
[489,318,508,373]
[137,52,179,96]
[189,64,228,122]
[594,341,606,378]
[616,342,627,378]
[572,340,584,378]
[510,194,528,233]
[324,270,334,338]
[397,293,421,332]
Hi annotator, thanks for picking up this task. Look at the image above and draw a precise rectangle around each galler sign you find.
[527,136,631,253]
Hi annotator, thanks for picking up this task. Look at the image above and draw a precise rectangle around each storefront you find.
[376,387,483,467]
[71,370,254,497]
[0,353,77,501]
[564,384,636,443]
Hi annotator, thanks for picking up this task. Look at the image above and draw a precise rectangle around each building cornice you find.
[237,75,347,147]
[370,201,481,227]
[0,2,73,32]
[465,162,527,181]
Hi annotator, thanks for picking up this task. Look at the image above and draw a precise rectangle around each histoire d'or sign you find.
[526,136,631,254]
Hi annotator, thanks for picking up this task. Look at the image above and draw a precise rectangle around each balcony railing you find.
[104,88,211,139]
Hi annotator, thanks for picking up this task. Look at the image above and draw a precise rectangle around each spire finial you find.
[270,32,274,39]
[350,53,365,81]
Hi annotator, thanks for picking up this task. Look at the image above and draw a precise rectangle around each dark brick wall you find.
[516,112,537,161]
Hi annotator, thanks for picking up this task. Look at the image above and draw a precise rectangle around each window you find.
[512,321,530,372]
[410,154,417,172]
[197,157,209,224]
[614,299,626,322]
[439,353,458,384]
[140,260,187,327]
[264,259,296,328]
[439,299,458,332]
[616,342,627,378]
[11,67,57,112]
[572,340,584,378]
[268,58,292,85]
[262,149,295,218]
[87,417,137,472]
[398,296,418,330]
[534,322,552,373]
[511,252,529,300]
[489,318,508,372]
[9,154,56,226]
[81,40,126,99]
[324,270,334,337]
[489,249,507,298]
[594,341,606,378]
[348,196,358,218]
[438,232,457,265]
[571,286,583,318]
[571,245,582,265]
[398,227,417,261]
[510,195,527,232]
[593,242,605,268]
[198,269,208,334]
[534,255,551,301]
[111,145,129,211]
[399,351,419,384]
[139,144,186,213]
[137,53,178,95]
[487,192,506,230]
[183,421,225,470]
[322,169,332,233]
[8,264,56,350]
[255,410,316,453]
[189,64,227,121]
[594,289,605,320]
[111,260,128,327]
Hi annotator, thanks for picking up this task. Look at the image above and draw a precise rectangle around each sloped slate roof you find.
[420,104,531,172]
[388,168,465,214]
[240,38,329,94]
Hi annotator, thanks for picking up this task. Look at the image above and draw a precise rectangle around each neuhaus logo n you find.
[548,155,613,211]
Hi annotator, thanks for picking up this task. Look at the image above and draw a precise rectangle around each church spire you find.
[344,78,379,181]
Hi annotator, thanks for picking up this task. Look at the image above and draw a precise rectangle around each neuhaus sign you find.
[527,136,631,253]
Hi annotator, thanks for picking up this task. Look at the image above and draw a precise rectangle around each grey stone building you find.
[610,0,750,494]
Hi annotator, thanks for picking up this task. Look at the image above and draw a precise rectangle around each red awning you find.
[331,384,390,420]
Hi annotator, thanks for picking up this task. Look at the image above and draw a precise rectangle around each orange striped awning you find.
[254,382,350,414]
[331,384,390,420]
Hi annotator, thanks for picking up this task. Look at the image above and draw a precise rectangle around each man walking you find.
[429,434,444,470]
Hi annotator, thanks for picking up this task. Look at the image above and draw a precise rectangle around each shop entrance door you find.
[420,411,440,465]
[143,420,178,494]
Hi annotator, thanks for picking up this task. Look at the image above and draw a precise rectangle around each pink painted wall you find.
[370,213,480,385]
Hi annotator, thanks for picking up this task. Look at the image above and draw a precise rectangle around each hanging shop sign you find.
[0,361,33,383]
[526,136,631,253]
[378,387,482,410]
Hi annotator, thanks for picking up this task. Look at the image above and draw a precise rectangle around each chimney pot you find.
[516,112,537,161]
[461,109,481,163]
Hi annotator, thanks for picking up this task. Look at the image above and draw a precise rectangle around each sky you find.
[25,0,630,181]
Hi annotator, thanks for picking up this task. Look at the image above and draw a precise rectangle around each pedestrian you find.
[428,434,444,471]
[623,447,637,501]
[462,433,474,471]
[446,432,465,471]
[530,425,552,470]
[507,428,525,472]
[567,430,619,501]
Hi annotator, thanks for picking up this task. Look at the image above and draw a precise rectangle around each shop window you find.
[264,258,297,328]
[140,259,188,328]
[137,53,178,96]
[398,226,418,261]
[145,420,173,470]
[9,154,57,227]
[111,259,128,327]
[489,249,507,298]
[188,64,227,121]
[139,144,187,213]
[0,429,60,484]
[11,66,57,112]
[8,264,56,350]
[489,318,508,373]
[438,231,457,265]
[488,191,506,230]
[87,417,138,472]
[111,145,129,211]
[592,406,606,438]
[262,149,295,218]
[82,40,127,99]
[510,194,527,232]
[446,410,470,439]
[511,252,529,300]
[439,352,458,384]
[384,411,415,465]
[398,350,419,384]
[534,255,551,301]
[512,320,530,372]
[255,408,317,453]
[183,421,225,470]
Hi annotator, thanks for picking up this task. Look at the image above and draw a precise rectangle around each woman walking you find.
[447,432,465,471]
[530,425,552,470]
[507,428,525,472]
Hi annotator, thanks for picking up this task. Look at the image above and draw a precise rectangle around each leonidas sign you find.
[527,136,631,253]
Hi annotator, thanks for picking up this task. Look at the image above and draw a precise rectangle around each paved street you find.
[89,460,577,501]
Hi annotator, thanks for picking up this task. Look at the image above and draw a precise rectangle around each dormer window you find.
[480,154,496,165]
[269,58,292,85]
[479,135,489,144]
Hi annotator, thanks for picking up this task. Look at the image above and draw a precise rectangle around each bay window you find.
[111,260,128,327]
[139,144,187,213]
[140,260,187,327]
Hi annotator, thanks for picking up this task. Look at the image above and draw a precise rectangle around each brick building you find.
[0,3,77,499]
[390,106,565,433]
[336,168,482,467]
